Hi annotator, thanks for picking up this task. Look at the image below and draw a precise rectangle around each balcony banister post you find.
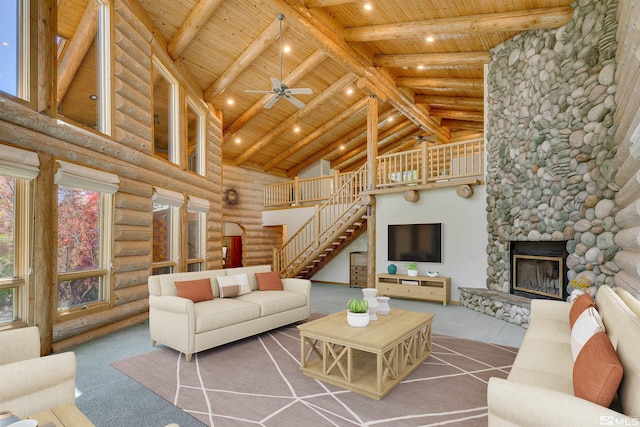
[422,140,428,184]
[294,176,300,206]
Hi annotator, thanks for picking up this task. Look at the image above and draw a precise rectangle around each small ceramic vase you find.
[362,288,379,321]
[387,264,397,274]
[376,296,390,315]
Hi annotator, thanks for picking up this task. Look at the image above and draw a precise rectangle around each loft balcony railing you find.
[264,138,484,207]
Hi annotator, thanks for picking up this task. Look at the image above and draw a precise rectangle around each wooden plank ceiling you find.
[61,0,575,177]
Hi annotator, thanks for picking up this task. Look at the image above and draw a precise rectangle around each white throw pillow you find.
[570,306,605,360]
[217,274,251,298]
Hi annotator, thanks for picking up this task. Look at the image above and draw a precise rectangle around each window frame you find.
[151,188,183,275]
[0,0,30,101]
[186,96,206,176]
[185,196,209,272]
[152,58,180,165]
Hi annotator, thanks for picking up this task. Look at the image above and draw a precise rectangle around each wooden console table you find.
[26,402,95,426]
[377,273,451,306]
[298,309,434,399]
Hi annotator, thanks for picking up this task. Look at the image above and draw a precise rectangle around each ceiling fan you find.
[245,13,313,109]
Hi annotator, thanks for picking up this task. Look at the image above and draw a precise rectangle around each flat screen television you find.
[388,223,442,263]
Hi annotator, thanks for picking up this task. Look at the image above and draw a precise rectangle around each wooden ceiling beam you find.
[397,77,483,91]
[263,97,369,172]
[304,0,357,7]
[204,19,284,101]
[57,1,99,102]
[167,0,225,60]
[344,6,574,42]
[429,109,484,122]
[233,72,357,166]
[415,95,484,111]
[224,49,328,142]
[373,52,491,68]
[266,0,450,143]
[441,119,485,131]
[286,109,402,176]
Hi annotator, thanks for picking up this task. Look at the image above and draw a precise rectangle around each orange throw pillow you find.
[573,331,623,407]
[569,293,596,328]
[256,271,283,291]
[175,278,214,302]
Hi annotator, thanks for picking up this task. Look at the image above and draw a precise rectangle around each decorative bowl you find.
[426,271,439,277]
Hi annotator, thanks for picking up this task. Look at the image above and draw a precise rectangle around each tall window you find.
[152,188,183,275]
[152,59,179,163]
[55,161,118,312]
[57,0,111,133]
[0,145,39,324]
[186,98,205,175]
[0,0,29,100]
[186,196,209,272]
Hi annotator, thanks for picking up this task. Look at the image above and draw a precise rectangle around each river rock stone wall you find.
[485,0,620,297]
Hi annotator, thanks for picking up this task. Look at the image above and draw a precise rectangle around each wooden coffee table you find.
[298,309,434,399]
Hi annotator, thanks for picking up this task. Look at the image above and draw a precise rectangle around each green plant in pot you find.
[347,298,369,327]
[406,262,418,276]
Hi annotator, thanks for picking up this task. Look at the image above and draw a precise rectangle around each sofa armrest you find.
[281,278,311,297]
[529,299,571,323]
[0,352,76,418]
[0,326,40,365]
[149,295,195,315]
[487,377,635,426]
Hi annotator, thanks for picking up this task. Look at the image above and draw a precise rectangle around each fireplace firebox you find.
[510,241,568,301]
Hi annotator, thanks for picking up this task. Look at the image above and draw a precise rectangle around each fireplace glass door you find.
[512,255,563,299]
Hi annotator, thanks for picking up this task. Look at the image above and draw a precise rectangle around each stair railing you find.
[274,164,368,276]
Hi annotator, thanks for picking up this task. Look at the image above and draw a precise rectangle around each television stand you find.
[377,274,451,306]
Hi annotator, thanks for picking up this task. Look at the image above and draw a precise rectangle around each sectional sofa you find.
[148,265,311,361]
[488,285,640,425]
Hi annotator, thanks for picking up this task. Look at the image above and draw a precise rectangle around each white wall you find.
[311,232,368,284]
[262,206,315,240]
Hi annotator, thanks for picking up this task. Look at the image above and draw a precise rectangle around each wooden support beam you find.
[267,0,450,143]
[397,77,484,91]
[57,1,99,103]
[286,109,402,176]
[263,97,368,172]
[223,49,328,141]
[204,18,284,101]
[415,96,484,111]
[366,96,379,191]
[233,72,357,166]
[430,109,484,122]
[304,0,357,7]
[441,119,485,131]
[167,0,225,59]
[344,7,574,42]
[373,52,491,68]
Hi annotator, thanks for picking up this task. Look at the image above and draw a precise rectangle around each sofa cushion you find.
[236,290,306,317]
[216,274,251,298]
[225,265,272,291]
[174,278,214,303]
[194,298,261,333]
[570,306,605,360]
[569,293,596,328]
[256,271,283,291]
[573,331,623,407]
[511,338,574,380]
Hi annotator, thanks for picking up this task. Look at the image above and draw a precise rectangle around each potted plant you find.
[347,298,369,327]
[406,262,419,277]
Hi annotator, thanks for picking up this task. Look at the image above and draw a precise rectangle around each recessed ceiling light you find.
[227,99,234,105]
[388,117,394,122]
[426,36,435,43]
[235,138,241,144]
[346,88,354,95]
[89,94,98,100]
[417,65,425,70]
[283,45,291,53]
[294,126,300,133]
[363,3,373,11]
[340,145,345,150]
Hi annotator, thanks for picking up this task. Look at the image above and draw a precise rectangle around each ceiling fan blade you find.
[245,89,274,94]
[270,77,283,91]
[264,95,281,109]
[285,94,305,109]
[286,88,313,95]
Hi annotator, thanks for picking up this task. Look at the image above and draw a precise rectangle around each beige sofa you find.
[0,327,90,421]
[488,285,640,426]
[148,265,311,361]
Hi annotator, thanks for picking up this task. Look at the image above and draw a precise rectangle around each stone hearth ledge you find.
[459,288,531,329]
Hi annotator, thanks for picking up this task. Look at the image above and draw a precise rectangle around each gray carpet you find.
[70,283,526,426]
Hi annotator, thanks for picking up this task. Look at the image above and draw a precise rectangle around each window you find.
[152,59,179,163]
[152,188,183,275]
[186,196,209,272]
[186,98,205,175]
[55,161,118,312]
[0,145,39,324]
[0,0,29,100]
[57,0,111,133]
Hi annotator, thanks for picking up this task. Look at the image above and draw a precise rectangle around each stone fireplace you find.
[510,241,568,301]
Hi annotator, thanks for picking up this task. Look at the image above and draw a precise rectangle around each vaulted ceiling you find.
[61,0,575,177]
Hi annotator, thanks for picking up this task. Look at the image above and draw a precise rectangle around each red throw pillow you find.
[175,278,214,302]
[573,331,623,407]
[255,271,283,291]
[569,293,596,328]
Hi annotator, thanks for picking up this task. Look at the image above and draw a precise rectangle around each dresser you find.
[349,251,367,288]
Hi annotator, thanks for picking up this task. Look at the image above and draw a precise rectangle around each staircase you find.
[273,166,370,279]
